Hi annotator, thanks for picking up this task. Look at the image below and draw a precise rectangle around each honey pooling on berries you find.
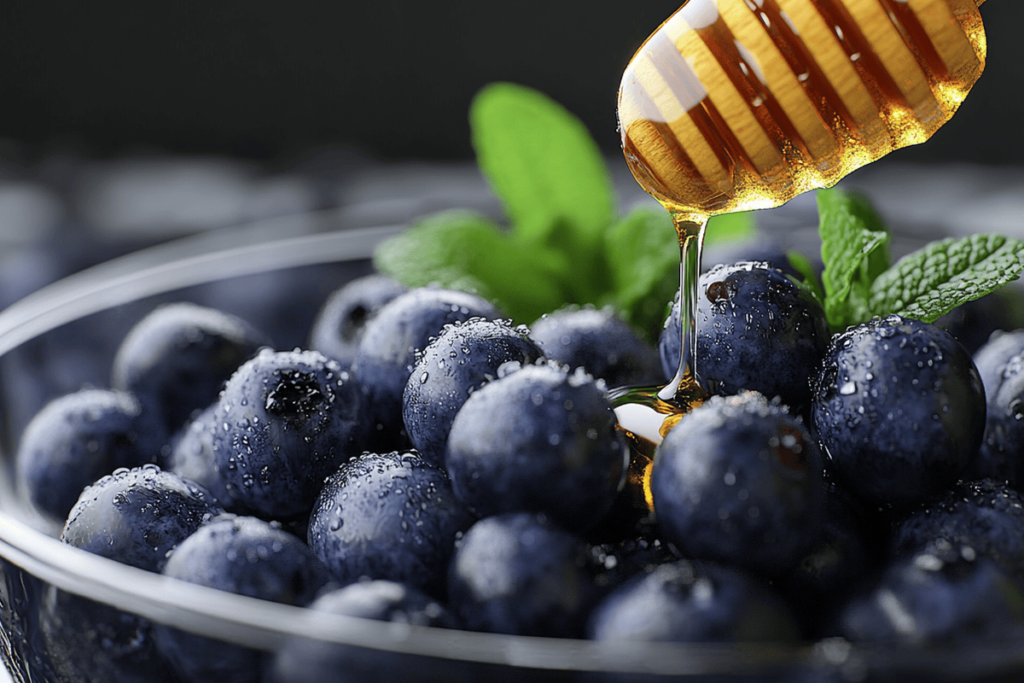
[610,0,988,514]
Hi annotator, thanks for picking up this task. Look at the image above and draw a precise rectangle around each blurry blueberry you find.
[402,318,543,467]
[351,286,500,449]
[308,451,474,595]
[111,302,270,436]
[650,392,825,577]
[587,560,800,643]
[154,515,333,683]
[165,403,238,510]
[193,260,376,352]
[529,305,661,388]
[969,353,1024,486]
[936,288,1024,356]
[777,489,876,636]
[269,580,457,683]
[973,328,1024,402]
[447,512,595,637]
[660,261,829,410]
[40,585,180,683]
[585,523,676,598]
[308,274,407,368]
[702,237,817,280]
[837,544,1024,645]
[16,388,163,523]
[212,348,369,519]
[810,315,985,506]
[444,363,628,533]
[313,579,456,623]
[891,479,1024,580]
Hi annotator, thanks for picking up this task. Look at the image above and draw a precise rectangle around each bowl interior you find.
[0,216,1023,682]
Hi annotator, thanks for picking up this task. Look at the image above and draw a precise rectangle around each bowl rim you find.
[0,218,1023,678]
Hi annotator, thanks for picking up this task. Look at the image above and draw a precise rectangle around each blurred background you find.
[0,1,1019,162]
[0,0,1020,304]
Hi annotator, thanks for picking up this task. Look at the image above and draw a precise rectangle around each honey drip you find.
[611,0,987,515]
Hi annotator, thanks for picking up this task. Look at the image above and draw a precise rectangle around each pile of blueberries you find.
[14,254,1024,682]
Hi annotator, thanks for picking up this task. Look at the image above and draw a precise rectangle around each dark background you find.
[0,1,1019,165]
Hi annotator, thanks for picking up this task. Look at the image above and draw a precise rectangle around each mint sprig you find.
[377,83,1019,340]
[373,82,752,340]
[470,82,615,249]
[799,188,1024,333]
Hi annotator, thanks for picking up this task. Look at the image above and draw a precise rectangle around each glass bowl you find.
[0,213,1023,683]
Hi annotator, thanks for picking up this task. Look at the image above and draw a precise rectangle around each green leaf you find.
[601,205,680,340]
[817,188,891,331]
[705,211,756,247]
[868,234,1024,323]
[373,210,567,323]
[786,250,825,308]
[470,82,615,248]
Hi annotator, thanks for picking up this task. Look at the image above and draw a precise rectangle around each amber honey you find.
[618,0,987,224]
[611,0,988,513]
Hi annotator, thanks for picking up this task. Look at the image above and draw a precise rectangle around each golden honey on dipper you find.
[618,0,987,225]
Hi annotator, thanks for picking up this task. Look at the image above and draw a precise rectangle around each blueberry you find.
[307,450,474,594]
[585,526,677,598]
[61,464,221,572]
[45,465,221,683]
[447,512,595,637]
[972,328,1024,402]
[40,585,181,683]
[212,348,369,519]
[269,580,457,683]
[810,315,986,506]
[351,286,500,448]
[660,261,829,410]
[587,560,800,643]
[111,302,270,435]
[15,388,163,523]
[154,515,333,683]
[529,305,661,388]
[402,318,543,467]
[444,363,628,532]
[308,274,407,368]
[650,392,825,576]
[936,288,1024,356]
[298,579,455,624]
[777,489,876,635]
[891,479,1024,579]
[836,544,1024,645]
[970,352,1024,486]
[165,403,237,510]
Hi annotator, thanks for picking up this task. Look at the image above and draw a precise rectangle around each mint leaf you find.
[868,234,1024,323]
[817,188,891,331]
[706,211,757,246]
[470,83,615,248]
[602,206,679,339]
[786,250,825,308]
[373,210,567,323]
